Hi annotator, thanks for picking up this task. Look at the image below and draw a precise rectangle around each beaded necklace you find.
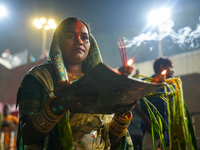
[67,72,84,81]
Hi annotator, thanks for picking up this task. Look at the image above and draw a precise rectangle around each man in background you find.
[134,57,174,150]
[1,104,18,150]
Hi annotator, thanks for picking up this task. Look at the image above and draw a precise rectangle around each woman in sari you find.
[16,17,134,150]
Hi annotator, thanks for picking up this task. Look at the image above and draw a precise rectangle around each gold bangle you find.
[36,112,57,129]
[109,122,127,137]
[108,112,132,137]
[114,111,132,124]
[111,120,129,132]
[42,108,58,122]
[32,113,52,133]
[45,96,65,120]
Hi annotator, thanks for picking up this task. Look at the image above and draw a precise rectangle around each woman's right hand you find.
[118,65,134,76]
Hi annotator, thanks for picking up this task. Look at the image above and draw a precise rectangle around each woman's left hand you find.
[116,100,138,118]
[118,65,134,76]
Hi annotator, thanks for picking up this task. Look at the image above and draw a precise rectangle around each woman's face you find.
[61,21,90,65]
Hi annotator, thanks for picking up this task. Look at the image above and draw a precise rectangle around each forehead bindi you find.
[77,21,82,32]
[67,21,88,34]
[78,21,88,34]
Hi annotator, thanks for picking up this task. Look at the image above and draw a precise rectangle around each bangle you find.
[36,112,57,128]
[45,96,65,120]
[111,119,129,132]
[32,113,54,133]
[109,122,127,137]
[109,111,132,137]
[32,96,66,133]
[114,111,132,124]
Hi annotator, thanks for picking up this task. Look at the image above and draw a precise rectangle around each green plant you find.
[136,76,198,150]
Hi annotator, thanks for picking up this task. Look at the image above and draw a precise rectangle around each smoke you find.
[124,19,200,50]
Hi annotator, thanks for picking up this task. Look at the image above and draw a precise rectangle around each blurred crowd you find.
[0,49,36,69]
[0,102,19,150]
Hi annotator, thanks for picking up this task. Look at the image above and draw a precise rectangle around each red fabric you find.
[10,111,19,118]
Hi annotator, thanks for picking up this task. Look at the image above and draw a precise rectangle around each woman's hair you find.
[56,17,91,38]
[153,57,172,74]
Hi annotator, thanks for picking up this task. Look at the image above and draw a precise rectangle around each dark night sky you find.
[0,0,200,68]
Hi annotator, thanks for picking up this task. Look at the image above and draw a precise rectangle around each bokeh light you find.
[148,8,171,25]
[34,18,57,30]
[0,5,7,17]
[40,18,46,24]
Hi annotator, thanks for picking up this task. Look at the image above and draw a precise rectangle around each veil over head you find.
[47,18,103,82]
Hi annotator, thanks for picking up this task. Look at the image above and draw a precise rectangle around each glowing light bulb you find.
[50,23,56,29]
[33,19,40,26]
[48,19,54,25]
[36,24,42,29]
[0,6,7,17]
[148,8,170,25]
[45,25,50,30]
[40,18,46,24]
